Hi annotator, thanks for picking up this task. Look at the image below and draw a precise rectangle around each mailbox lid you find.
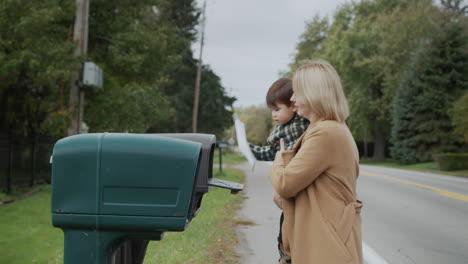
[51,134,102,214]
[99,133,201,217]
[157,134,216,191]
[51,133,202,218]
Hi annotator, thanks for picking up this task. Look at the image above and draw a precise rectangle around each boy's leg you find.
[277,213,292,263]
[278,213,283,245]
[278,244,292,264]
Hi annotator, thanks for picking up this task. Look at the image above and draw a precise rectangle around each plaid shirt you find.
[249,114,310,161]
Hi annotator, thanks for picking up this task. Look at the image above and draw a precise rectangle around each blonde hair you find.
[292,60,349,122]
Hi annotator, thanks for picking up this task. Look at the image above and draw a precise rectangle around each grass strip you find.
[145,168,245,264]
[213,149,246,165]
[0,167,245,264]
[0,184,63,264]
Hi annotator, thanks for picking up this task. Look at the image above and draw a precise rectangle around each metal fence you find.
[0,133,56,193]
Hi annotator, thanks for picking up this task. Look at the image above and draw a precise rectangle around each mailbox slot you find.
[156,133,244,218]
[155,134,215,218]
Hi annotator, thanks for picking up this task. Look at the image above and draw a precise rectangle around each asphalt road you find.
[359,165,468,264]
[235,162,468,264]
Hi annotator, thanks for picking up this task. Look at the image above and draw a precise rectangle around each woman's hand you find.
[273,194,283,209]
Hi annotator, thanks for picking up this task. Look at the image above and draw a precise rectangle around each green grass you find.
[0,184,64,264]
[0,168,245,264]
[145,168,245,264]
[360,159,468,177]
[213,149,246,165]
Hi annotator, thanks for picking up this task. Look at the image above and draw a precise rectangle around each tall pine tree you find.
[391,21,468,163]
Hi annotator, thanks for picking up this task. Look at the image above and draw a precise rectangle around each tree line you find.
[0,0,236,192]
[288,0,467,163]
[0,0,235,142]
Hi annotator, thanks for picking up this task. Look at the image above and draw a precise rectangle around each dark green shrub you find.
[434,153,468,171]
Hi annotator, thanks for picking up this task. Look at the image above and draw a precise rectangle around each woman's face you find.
[290,92,313,121]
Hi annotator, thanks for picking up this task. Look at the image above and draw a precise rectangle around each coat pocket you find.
[326,222,353,261]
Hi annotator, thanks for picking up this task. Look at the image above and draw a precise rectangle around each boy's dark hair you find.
[266,78,293,108]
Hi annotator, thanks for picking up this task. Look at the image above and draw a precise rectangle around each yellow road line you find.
[361,171,468,202]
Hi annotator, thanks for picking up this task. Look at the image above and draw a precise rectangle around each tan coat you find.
[270,120,363,264]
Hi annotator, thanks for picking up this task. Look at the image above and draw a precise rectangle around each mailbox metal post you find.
[62,230,162,264]
[218,143,223,174]
[216,141,227,175]
[63,229,163,264]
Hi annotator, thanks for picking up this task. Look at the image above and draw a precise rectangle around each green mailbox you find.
[51,133,243,264]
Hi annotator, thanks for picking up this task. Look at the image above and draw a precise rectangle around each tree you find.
[290,15,329,71]
[391,21,468,162]
[391,45,427,164]
[313,0,437,160]
[197,66,236,137]
[85,0,235,137]
[149,50,236,137]
[449,92,468,143]
[84,0,179,133]
[237,106,273,145]
[0,0,77,138]
[0,0,77,189]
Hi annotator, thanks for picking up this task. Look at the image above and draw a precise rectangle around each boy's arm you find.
[249,143,277,161]
[283,116,310,150]
[284,140,296,151]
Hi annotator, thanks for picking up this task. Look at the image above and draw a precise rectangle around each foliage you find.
[197,66,236,137]
[290,15,329,71]
[390,46,424,164]
[0,0,237,193]
[434,153,468,171]
[148,0,237,137]
[237,105,273,145]
[339,0,436,161]
[85,0,187,133]
[0,0,77,138]
[84,0,234,136]
[1,0,234,137]
[149,52,236,137]
[391,21,468,163]
[289,0,466,162]
[449,92,468,142]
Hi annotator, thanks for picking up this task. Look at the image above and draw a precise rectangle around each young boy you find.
[249,77,309,263]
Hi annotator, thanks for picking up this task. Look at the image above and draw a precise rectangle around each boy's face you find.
[271,103,296,125]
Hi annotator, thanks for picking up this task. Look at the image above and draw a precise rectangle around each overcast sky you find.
[192,0,350,108]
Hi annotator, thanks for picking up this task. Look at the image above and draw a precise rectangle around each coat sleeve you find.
[269,126,331,199]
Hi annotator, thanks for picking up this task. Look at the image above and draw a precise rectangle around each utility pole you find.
[68,0,89,136]
[192,0,206,133]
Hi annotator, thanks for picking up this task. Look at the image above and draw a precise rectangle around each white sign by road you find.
[234,116,256,170]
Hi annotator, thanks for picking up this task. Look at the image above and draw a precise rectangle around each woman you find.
[270,60,363,264]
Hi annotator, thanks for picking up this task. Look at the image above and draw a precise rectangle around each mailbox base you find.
[62,229,163,264]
